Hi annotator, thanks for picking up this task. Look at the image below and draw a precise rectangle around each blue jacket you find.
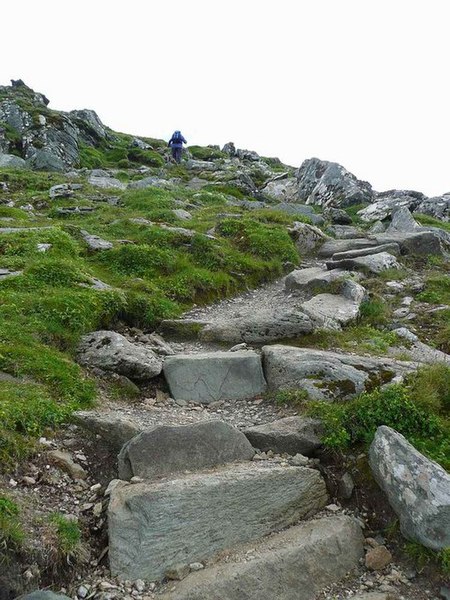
[169,131,187,149]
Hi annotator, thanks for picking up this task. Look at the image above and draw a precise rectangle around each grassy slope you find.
[0,166,299,465]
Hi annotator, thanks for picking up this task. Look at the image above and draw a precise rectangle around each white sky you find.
[1,0,449,196]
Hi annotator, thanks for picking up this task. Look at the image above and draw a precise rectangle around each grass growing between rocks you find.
[0,172,300,467]
[307,364,450,470]
[0,496,24,550]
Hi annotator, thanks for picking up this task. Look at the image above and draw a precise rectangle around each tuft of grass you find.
[49,513,82,559]
[405,541,450,576]
[188,145,226,161]
[0,495,24,548]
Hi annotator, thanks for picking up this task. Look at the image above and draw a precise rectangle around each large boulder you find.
[158,516,364,600]
[387,206,421,233]
[262,345,411,400]
[318,238,379,258]
[262,177,299,202]
[415,194,450,221]
[272,202,324,225]
[296,158,373,209]
[118,420,255,480]
[108,463,328,580]
[0,153,27,169]
[74,411,142,452]
[300,280,366,329]
[163,350,267,403]
[369,426,450,551]
[376,231,450,256]
[77,330,163,381]
[244,416,323,455]
[357,190,425,222]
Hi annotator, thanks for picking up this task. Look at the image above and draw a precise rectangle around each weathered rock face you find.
[300,280,366,329]
[108,463,328,580]
[0,153,27,168]
[163,351,267,403]
[0,81,111,171]
[357,191,424,222]
[74,411,142,452]
[369,426,450,551]
[77,330,163,381]
[262,346,410,400]
[118,420,255,480]
[318,238,379,258]
[296,158,373,209]
[244,416,323,455]
[262,176,299,202]
[158,516,364,600]
[284,267,354,297]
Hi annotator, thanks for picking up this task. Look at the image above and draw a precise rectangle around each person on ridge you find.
[168,130,187,164]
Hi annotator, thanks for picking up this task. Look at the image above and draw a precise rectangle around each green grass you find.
[49,513,82,557]
[405,541,450,576]
[307,365,450,469]
[0,495,24,549]
[188,145,226,161]
[415,213,450,233]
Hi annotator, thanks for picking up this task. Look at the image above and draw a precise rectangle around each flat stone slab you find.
[262,345,413,401]
[158,516,364,600]
[326,252,401,274]
[118,420,255,480]
[330,242,400,261]
[318,238,379,258]
[163,351,267,403]
[199,310,314,344]
[74,411,142,452]
[108,462,328,580]
[369,426,450,551]
[80,229,113,251]
[244,416,323,456]
[301,281,366,329]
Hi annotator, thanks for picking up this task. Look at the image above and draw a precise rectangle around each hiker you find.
[168,130,187,164]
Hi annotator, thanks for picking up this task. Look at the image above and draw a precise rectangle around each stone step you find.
[318,238,379,258]
[108,462,328,580]
[163,350,267,404]
[330,242,400,261]
[326,251,401,274]
[158,515,364,600]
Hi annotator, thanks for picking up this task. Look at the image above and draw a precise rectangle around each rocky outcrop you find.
[262,346,411,400]
[158,516,364,600]
[163,350,267,403]
[118,421,255,480]
[288,221,329,254]
[284,267,356,297]
[301,280,366,329]
[77,330,163,381]
[244,416,323,455]
[326,251,401,274]
[108,463,328,580]
[296,158,373,208]
[369,426,450,551]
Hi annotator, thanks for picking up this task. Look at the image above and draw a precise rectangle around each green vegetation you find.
[188,145,226,161]
[404,542,450,576]
[49,513,82,558]
[0,495,24,548]
[0,170,299,466]
[307,364,450,469]
[415,213,450,233]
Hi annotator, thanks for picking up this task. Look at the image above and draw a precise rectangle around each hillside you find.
[0,81,449,600]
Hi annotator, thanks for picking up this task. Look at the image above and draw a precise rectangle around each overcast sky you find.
[2,0,449,196]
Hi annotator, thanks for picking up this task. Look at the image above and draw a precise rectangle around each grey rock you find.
[0,268,22,280]
[130,137,151,150]
[0,153,27,169]
[369,220,386,234]
[376,231,450,257]
[288,221,329,254]
[80,229,113,251]
[297,157,373,208]
[387,206,420,233]
[69,109,109,143]
[327,208,353,224]
[318,238,379,258]
[369,426,450,550]
[358,191,423,222]
[262,177,299,202]
[262,345,411,400]
[74,411,142,452]
[244,417,323,455]
[416,194,450,221]
[338,472,355,499]
[108,462,328,580]
[48,183,75,199]
[143,332,175,356]
[173,208,192,220]
[284,267,356,297]
[88,175,126,190]
[330,242,400,261]
[163,351,266,403]
[222,142,236,156]
[199,310,314,344]
[77,330,163,381]
[327,224,364,239]
[118,420,255,480]
[326,252,401,274]
[158,516,364,600]
[301,283,366,329]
